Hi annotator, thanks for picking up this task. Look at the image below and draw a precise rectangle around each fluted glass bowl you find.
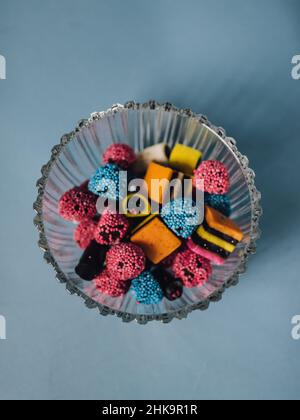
[34,101,262,324]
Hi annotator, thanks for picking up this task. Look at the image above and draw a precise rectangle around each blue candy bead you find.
[204,193,231,216]
[161,198,201,239]
[88,163,121,201]
[131,271,163,305]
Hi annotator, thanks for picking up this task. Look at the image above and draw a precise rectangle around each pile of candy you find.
[58,142,244,304]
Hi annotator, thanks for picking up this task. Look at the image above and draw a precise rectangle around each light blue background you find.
[1,0,300,400]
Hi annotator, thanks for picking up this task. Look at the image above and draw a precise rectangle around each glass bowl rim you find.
[33,100,262,324]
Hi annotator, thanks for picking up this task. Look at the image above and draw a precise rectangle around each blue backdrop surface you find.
[0,0,300,400]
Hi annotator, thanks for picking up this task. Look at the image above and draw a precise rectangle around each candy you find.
[75,240,109,281]
[169,144,202,175]
[144,162,174,204]
[187,206,243,265]
[94,211,129,245]
[105,243,146,281]
[88,163,121,201]
[132,143,170,176]
[120,193,151,218]
[59,139,238,303]
[193,160,230,194]
[160,250,179,269]
[95,270,130,297]
[103,143,136,169]
[153,268,183,301]
[187,238,225,266]
[74,219,97,249]
[78,180,90,192]
[131,271,163,304]
[59,187,97,222]
[170,172,194,201]
[130,214,157,234]
[172,249,212,288]
[131,217,182,265]
[204,193,231,217]
[120,193,152,231]
[161,198,202,239]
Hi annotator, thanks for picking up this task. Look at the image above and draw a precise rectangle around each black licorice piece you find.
[75,240,108,281]
[153,268,183,301]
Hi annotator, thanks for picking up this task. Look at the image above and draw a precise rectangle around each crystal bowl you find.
[34,101,262,324]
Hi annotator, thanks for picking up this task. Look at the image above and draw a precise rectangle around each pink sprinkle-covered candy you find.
[193,160,230,194]
[103,143,136,169]
[59,187,97,222]
[94,211,129,245]
[95,270,130,297]
[106,243,146,281]
[172,249,212,288]
[74,219,97,249]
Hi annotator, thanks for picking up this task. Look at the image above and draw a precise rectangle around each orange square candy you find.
[131,217,181,264]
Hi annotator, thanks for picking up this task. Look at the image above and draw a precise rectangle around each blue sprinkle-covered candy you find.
[204,193,231,216]
[131,271,163,305]
[161,198,201,239]
[88,163,121,201]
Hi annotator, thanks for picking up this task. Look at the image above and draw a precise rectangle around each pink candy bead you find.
[94,211,129,245]
[103,143,136,169]
[172,249,212,288]
[193,160,230,194]
[95,270,130,297]
[74,220,97,249]
[106,243,146,281]
[59,187,97,222]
